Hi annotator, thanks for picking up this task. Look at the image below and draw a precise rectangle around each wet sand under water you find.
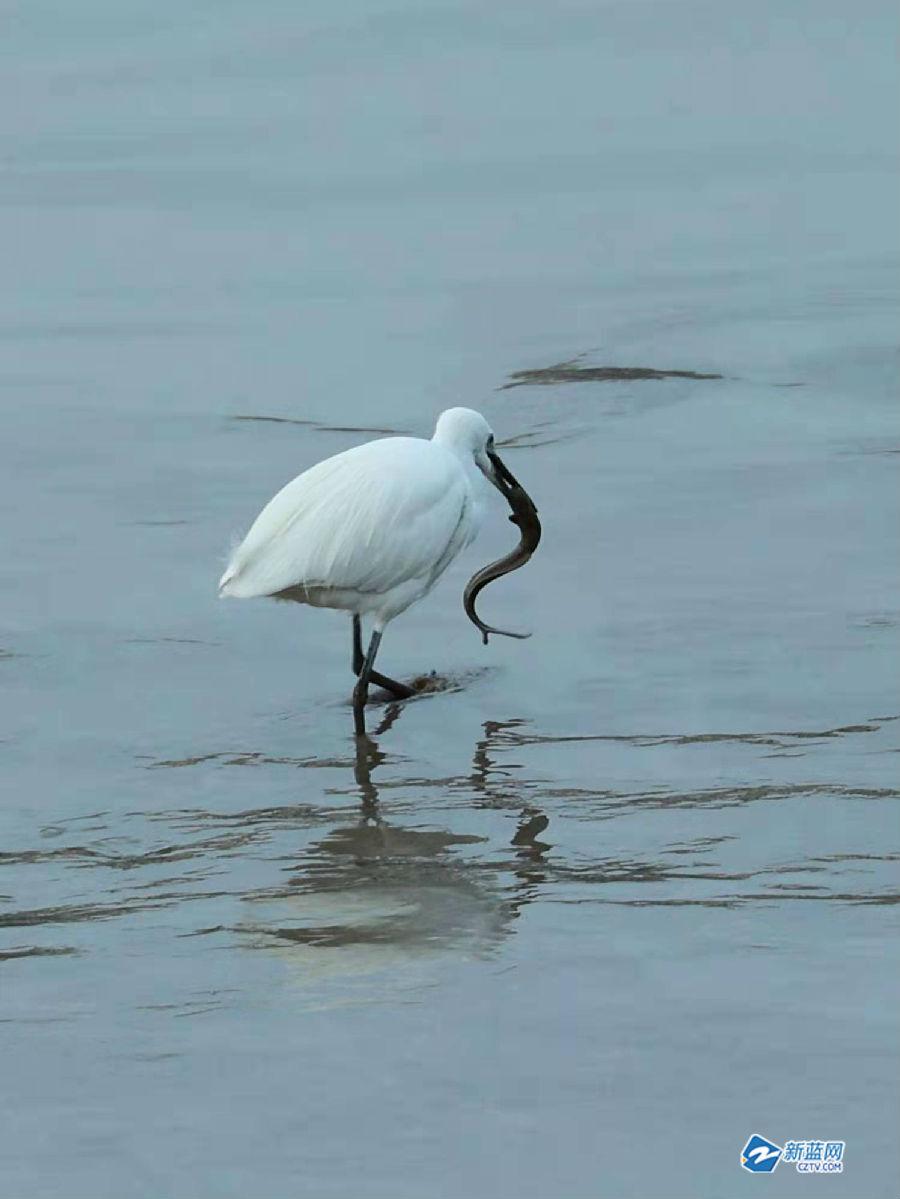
[1,1,899,1196]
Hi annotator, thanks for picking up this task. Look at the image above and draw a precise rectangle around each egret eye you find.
[486,435,495,451]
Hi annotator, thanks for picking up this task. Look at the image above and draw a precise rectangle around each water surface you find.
[1,2,898,1196]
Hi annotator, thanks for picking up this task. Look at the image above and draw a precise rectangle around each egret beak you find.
[486,448,523,499]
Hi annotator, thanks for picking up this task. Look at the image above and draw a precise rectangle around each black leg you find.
[351,615,415,701]
[353,629,383,736]
[352,615,364,675]
[370,668,416,700]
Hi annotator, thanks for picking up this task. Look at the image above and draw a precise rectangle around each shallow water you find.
[2,2,898,1196]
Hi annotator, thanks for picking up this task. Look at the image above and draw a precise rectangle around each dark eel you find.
[464,449,542,644]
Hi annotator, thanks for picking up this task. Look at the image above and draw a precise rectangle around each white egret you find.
[219,407,535,731]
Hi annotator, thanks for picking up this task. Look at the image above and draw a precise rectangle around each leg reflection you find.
[353,732,385,820]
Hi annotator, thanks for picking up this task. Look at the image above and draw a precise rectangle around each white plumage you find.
[220,407,526,730]
[219,407,493,630]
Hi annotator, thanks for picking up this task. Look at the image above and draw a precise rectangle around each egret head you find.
[432,407,521,498]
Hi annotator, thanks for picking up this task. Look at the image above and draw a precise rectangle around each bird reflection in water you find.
[242,711,551,998]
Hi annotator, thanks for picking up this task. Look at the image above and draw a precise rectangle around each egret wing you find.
[220,438,472,599]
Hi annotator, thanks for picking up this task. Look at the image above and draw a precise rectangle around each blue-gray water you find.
[1,2,898,1196]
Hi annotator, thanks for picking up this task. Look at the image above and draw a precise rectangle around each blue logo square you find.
[741,1134,783,1173]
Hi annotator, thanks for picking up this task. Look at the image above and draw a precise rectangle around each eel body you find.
[464,451,542,644]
